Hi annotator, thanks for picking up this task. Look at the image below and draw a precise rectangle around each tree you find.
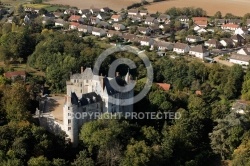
[2,83,31,121]
[214,11,222,19]
[232,133,250,166]
[28,156,51,166]
[209,112,249,160]
[17,5,24,15]
[121,140,153,166]
[71,151,94,166]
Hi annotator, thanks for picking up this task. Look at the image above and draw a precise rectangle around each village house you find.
[69,22,80,30]
[78,25,93,33]
[111,15,122,22]
[92,27,106,37]
[97,21,110,29]
[55,19,66,27]
[131,15,143,23]
[178,15,189,23]
[139,37,154,46]
[112,23,125,31]
[221,23,239,31]
[64,9,77,15]
[154,41,173,51]
[128,9,139,16]
[204,39,221,48]
[247,19,250,27]
[193,17,208,28]
[235,27,248,36]
[194,20,208,28]
[107,30,122,38]
[100,7,111,13]
[214,19,226,26]
[90,8,100,14]
[78,9,90,15]
[53,12,63,18]
[237,45,250,55]
[90,17,100,25]
[173,43,190,54]
[42,13,55,18]
[231,34,245,46]
[189,45,209,59]
[145,16,158,25]
[4,71,26,80]
[68,15,84,23]
[149,25,161,34]
[229,54,250,66]
[139,10,148,16]
[157,14,170,23]
[220,38,234,48]
[231,100,249,114]
[81,13,91,19]
[122,33,138,43]
[42,17,55,25]
[138,27,151,35]
[156,83,171,91]
[228,19,242,25]
[186,35,202,43]
[97,13,110,20]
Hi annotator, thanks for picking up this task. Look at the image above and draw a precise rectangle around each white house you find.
[189,45,209,59]
[235,27,246,36]
[145,17,158,25]
[69,22,80,30]
[237,46,250,55]
[139,10,148,16]
[155,41,173,51]
[54,19,66,27]
[173,43,190,54]
[78,25,93,33]
[186,35,201,43]
[229,54,250,65]
[221,23,239,31]
[92,27,106,37]
[128,9,139,16]
[204,39,220,48]
[139,37,154,46]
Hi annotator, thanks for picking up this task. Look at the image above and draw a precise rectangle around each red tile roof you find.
[221,23,239,28]
[156,83,171,91]
[4,71,26,78]
[69,15,81,21]
[193,17,208,22]
[70,22,80,27]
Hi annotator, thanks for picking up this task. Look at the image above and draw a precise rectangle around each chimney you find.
[116,72,119,77]
[81,66,84,73]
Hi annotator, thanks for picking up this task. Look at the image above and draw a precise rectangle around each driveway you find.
[214,55,234,67]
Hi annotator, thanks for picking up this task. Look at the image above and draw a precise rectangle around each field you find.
[145,0,250,16]
[48,0,140,11]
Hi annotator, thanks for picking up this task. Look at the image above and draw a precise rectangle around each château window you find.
[68,119,71,124]
[68,127,71,131]
[86,80,88,83]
